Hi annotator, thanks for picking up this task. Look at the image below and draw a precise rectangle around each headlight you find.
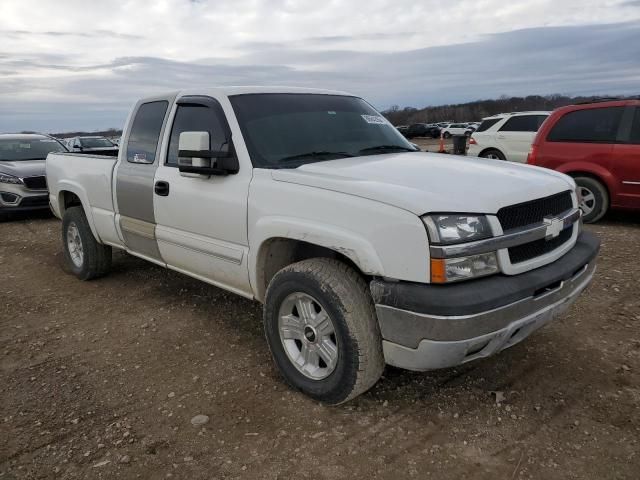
[422,214,491,244]
[0,172,23,185]
[430,252,499,283]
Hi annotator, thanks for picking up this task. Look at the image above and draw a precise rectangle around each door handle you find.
[154,181,170,196]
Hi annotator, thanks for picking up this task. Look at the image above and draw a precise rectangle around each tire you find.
[575,176,609,223]
[62,206,112,280]
[443,132,451,139]
[263,258,384,405]
[480,149,506,160]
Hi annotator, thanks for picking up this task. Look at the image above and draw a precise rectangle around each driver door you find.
[153,96,252,297]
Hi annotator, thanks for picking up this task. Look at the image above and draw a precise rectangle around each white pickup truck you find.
[47,87,600,404]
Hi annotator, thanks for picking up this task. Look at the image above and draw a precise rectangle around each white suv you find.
[440,123,469,138]
[468,112,550,162]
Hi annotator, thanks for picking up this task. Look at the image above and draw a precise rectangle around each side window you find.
[499,115,548,132]
[126,101,169,164]
[166,103,228,167]
[547,107,624,143]
[630,107,640,144]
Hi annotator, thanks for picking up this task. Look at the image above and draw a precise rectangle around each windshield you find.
[80,137,115,148]
[0,137,66,161]
[230,93,416,168]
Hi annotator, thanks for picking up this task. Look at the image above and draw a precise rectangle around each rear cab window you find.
[126,101,169,164]
[547,107,624,143]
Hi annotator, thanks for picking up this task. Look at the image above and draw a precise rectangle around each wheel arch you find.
[560,166,613,202]
[56,184,101,242]
[479,147,505,158]
[251,221,386,302]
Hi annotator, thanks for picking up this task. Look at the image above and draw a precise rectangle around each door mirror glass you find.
[178,131,211,178]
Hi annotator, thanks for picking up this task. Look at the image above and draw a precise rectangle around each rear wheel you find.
[575,176,608,223]
[480,149,506,160]
[62,206,112,280]
[443,132,451,139]
[264,258,384,405]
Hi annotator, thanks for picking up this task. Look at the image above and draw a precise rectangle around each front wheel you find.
[263,258,384,405]
[575,177,609,223]
[62,206,112,280]
[443,132,451,139]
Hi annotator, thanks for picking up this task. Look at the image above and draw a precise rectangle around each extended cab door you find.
[153,95,252,297]
[115,95,174,262]
[495,114,548,162]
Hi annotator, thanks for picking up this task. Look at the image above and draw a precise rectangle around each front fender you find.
[249,216,386,300]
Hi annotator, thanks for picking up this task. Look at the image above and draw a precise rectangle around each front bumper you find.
[371,231,599,371]
[0,183,49,213]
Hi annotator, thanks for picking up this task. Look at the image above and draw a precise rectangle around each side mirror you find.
[177,131,238,177]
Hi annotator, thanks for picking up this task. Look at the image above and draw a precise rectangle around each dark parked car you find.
[406,123,440,139]
[528,98,640,222]
[395,125,409,136]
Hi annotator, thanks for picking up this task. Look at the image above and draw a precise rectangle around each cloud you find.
[0,0,639,131]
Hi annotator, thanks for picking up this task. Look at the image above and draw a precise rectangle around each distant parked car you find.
[0,133,67,218]
[527,99,640,223]
[406,123,440,138]
[467,111,550,162]
[395,125,409,136]
[464,124,478,136]
[439,123,469,138]
[66,136,119,156]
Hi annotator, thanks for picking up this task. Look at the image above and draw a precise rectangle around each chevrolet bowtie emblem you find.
[544,216,564,239]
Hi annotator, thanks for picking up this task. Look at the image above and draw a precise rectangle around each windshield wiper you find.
[359,145,417,154]
[279,151,354,163]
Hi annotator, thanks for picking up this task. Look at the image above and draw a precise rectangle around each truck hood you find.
[271,152,575,215]
[0,159,46,178]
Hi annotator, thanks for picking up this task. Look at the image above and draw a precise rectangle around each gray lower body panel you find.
[379,260,595,371]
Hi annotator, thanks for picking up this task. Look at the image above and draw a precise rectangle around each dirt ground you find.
[1,209,639,480]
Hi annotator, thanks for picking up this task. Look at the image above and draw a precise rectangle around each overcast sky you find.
[1,0,639,132]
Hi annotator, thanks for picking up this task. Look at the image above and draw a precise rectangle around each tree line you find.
[382,94,632,126]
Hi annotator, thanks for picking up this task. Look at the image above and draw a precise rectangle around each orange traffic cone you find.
[438,131,446,153]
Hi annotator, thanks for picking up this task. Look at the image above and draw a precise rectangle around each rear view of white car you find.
[440,123,468,138]
[468,112,550,162]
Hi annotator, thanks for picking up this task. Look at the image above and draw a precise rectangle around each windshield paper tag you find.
[361,115,386,125]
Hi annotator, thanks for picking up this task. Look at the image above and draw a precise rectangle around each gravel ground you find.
[1,210,638,479]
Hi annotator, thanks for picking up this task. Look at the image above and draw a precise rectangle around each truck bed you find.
[46,152,123,247]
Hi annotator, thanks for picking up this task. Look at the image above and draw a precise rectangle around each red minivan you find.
[528,99,640,222]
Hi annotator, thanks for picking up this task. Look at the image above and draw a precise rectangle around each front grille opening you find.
[508,227,572,264]
[19,196,49,207]
[509,327,522,340]
[533,279,562,298]
[498,190,573,231]
[22,176,47,190]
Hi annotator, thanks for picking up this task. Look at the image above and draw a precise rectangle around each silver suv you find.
[0,134,67,219]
